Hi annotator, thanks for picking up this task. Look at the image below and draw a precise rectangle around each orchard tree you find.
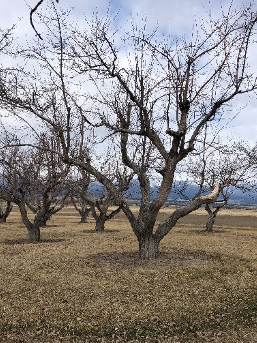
[203,143,254,232]
[175,138,254,232]
[89,193,122,231]
[67,167,92,223]
[68,160,133,230]
[24,136,69,227]
[1,3,257,256]
[89,162,132,231]
[0,136,69,241]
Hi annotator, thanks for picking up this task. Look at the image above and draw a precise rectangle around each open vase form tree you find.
[68,163,132,230]
[173,138,255,232]
[178,140,255,232]
[0,137,69,241]
[67,168,92,224]
[90,188,123,232]
[1,3,257,256]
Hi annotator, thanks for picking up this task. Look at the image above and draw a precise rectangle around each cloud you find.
[1,0,257,145]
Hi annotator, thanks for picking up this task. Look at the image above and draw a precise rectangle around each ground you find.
[0,206,257,342]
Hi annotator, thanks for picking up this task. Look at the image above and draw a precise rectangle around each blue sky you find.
[1,0,257,145]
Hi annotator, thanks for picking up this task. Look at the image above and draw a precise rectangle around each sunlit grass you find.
[0,207,257,342]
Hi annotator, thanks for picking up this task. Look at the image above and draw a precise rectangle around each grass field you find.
[1,206,257,342]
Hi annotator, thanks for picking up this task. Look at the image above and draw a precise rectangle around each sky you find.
[1,0,257,145]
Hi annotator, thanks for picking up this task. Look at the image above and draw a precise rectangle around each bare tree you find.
[67,167,92,223]
[89,188,122,232]
[204,144,254,232]
[1,3,257,256]
[175,138,254,232]
[0,136,69,241]
[68,159,132,230]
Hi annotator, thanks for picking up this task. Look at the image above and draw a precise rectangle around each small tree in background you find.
[67,167,92,224]
[68,159,133,230]
[0,136,69,241]
[175,138,254,232]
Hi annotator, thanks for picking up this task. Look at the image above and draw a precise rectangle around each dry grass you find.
[1,206,257,342]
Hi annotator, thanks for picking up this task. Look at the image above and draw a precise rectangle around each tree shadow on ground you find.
[175,227,257,235]
[82,229,120,233]
[2,238,66,245]
[84,250,216,270]
[175,228,228,235]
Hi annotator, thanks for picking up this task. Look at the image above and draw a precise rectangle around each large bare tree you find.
[1,3,257,256]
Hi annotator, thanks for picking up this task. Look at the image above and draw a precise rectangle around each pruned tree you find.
[68,158,133,230]
[0,136,69,241]
[1,3,257,256]
[175,137,254,232]
[203,144,254,232]
[89,162,132,231]
[24,135,69,226]
[89,188,122,231]
[67,167,92,223]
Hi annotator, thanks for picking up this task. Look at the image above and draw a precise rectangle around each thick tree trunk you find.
[205,203,222,232]
[206,214,216,232]
[0,201,13,223]
[28,225,41,242]
[79,209,90,223]
[139,235,160,259]
[18,200,41,242]
[0,217,7,223]
[94,216,106,231]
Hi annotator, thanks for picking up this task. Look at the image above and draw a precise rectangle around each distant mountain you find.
[87,179,257,206]
[126,180,257,206]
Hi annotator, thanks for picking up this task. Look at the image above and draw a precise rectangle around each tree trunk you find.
[18,200,41,242]
[0,201,13,223]
[139,235,160,259]
[40,220,47,227]
[28,224,41,242]
[206,213,216,232]
[94,216,106,231]
[205,204,222,232]
[79,208,90,223]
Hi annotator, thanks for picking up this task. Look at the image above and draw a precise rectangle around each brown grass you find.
[0,206,257,342]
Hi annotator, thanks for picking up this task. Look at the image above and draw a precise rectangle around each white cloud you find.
[1,0,257,145]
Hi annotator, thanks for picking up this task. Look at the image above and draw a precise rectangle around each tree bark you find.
[94,216,106,231]
[205,214,216,232]
[138,235,160,259]
[27,224,41,242]
[205,204,222,232]
[79,208,90,223]
[18,200,41,242]
[0,201,13,223]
